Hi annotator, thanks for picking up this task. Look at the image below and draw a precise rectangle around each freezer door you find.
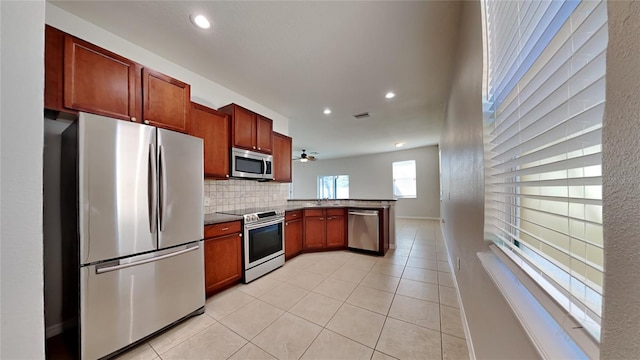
[78,113,157,264]
[80,242,205,360]
[157,129,204,249]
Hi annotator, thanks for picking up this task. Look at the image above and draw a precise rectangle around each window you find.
[483,0,606,344]
[317,175,349,199]
[393,160,416,198]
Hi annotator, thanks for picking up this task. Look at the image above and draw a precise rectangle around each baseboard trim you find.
[396,216,441,220]
[440,224,477,360]
[46,318,76,339]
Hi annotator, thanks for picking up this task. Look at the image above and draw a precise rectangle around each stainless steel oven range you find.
[241,209,285,282]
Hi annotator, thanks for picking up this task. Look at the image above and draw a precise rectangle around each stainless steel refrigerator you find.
[61,112,205,359]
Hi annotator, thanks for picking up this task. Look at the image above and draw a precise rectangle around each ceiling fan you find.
[293,149,318,162]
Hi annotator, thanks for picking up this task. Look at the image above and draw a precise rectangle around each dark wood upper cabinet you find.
[219,103,273,154]
[63,33,141,121]
[231,104,256,150]
[45,25,191,133]
[256,114,273,153]
[273,132,292,182]
[143,68,191,133]
[190,102,230,179]
[44,25,68,114]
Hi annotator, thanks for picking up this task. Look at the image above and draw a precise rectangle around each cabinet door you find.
[273,132,292,182]
[143,68,191,133]
[256,115,273,153]
[45,25,69,113]
[191,103,230,179]
[304,216,326,250]
[326,216,346,248]
[285,218,303,260]
[204,233,242,296]
[231,105,256,150]
[64,35,140,121]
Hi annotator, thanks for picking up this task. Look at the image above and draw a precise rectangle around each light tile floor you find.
[115,219,470,360]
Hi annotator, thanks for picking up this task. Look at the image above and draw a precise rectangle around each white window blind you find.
[483,0,607,342]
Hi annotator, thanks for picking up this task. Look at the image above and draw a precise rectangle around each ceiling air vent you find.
[353,112,370,119]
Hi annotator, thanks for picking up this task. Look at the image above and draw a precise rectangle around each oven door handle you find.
[245,217,284,230]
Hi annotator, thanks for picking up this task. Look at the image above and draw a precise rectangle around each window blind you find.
[483,0,607,342]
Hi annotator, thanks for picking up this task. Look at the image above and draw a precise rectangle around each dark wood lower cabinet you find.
[303,216,326,250]
[204,221,242,296]
[285,218,303,260]
[326,215,346,248]
[302,208,347,251]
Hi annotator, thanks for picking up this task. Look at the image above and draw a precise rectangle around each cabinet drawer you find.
[205,221,241,239]
[285,210,302,221]
[304,209,324,217]
[326,208,345,216]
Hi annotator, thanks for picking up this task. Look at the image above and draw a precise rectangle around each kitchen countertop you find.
[204,213,243,226]
[204,200,395,225]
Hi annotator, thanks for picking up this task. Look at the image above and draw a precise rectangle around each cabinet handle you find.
[327,217,333,220]
[286,222,289,226]
[238,234,242,237]
[221,227,229,231]
[258,147,261,150]
[131,117,137,122]
[144,120,150,125]
[226,174,229,178]
[253,146,256,149]
[319,218,324,220]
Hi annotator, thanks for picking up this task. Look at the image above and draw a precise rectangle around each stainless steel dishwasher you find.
[348,209,379,253]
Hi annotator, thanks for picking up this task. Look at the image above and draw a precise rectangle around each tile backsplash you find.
[204,179,290,214]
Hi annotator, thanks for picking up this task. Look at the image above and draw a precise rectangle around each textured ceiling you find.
[51,1,462,160]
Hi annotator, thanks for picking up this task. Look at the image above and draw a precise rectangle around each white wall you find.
[292,146,440,218]
[439,1,539,358]
[600,1,640,358]
[0,1,46,358]
[45,3,290,135]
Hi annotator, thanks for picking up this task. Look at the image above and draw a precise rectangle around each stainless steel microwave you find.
[231,147,274,180]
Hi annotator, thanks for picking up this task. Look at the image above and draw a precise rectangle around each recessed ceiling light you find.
[385,92,396,99]
[323,108,332,115]
[395,142,405,148]
[190,14,211,29]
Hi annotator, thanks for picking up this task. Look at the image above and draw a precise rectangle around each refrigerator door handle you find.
[159,144,167,232]
[148,144,157,233]
[95,244,199,274]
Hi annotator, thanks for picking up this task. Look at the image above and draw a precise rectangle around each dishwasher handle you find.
[348,210,379,216]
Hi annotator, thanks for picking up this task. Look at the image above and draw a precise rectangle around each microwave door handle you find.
[263,158,267,176]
